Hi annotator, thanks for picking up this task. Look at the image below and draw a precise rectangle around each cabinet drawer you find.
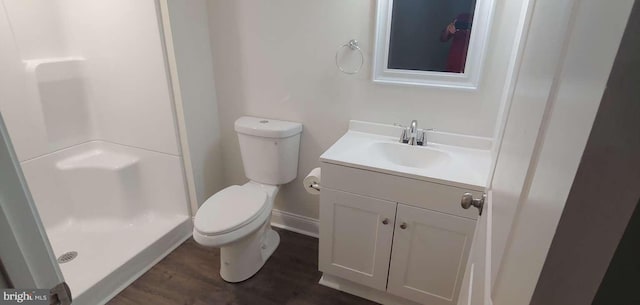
[321,162,481,219]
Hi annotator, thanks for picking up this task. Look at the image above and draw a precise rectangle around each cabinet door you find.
[388,204,476,305]
[319,188,397,291]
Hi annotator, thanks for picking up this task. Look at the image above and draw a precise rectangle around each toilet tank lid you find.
[235,116,303,138]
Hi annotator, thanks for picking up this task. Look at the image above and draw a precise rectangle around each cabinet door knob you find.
[382,218,389,225]
[400,222,407,230]
[461,193,486,216]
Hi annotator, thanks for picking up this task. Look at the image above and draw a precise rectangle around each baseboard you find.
[270,209,319,238]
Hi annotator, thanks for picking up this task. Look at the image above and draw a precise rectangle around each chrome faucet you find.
[399,120,429,146]
[408,120,418,145]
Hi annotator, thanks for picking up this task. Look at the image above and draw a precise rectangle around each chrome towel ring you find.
[335,39,364,75]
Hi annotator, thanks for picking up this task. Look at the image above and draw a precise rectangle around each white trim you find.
[487,0,534,185]
[270,209,319,238]
[191,210,319,238]
[157,0,199,216]
[373,0,495,89]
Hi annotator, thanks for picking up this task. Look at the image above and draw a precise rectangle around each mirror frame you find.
[373,0,495,90]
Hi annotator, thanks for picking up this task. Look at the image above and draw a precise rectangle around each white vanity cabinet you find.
[318,163,481,305]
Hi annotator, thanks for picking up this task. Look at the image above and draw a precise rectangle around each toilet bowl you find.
[193,116,302,282]
[193,181,280,282]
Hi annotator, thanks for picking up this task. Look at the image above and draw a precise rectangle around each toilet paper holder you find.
[309,182,321,191]
[304,167,322,195]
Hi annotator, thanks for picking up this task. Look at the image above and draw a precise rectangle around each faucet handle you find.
[416,129,425,146]
[400,128,410,143]
[395,123,411,143]
[415,128,435,146]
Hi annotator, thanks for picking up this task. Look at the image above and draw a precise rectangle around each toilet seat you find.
[194,185,268,236]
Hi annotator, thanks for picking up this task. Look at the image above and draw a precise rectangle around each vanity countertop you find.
[320,121,493,191]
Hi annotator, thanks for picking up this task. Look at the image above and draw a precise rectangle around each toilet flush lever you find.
[461,193,486,216]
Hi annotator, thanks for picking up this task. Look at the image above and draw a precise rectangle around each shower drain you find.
[57,251,78,264]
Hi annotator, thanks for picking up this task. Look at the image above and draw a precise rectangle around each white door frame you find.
[488,0,635,304]
[0,113,66,290]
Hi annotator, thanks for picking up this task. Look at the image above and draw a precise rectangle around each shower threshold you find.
[45,213,192,305]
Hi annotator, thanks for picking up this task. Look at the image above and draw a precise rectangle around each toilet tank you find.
[234,117,302,185]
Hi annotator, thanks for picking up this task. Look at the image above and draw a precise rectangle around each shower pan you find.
[0,1,192,304]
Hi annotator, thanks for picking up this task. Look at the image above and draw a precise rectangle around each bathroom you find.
[0,1,638,305]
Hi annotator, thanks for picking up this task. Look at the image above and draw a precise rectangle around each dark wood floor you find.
[108,228,377,305]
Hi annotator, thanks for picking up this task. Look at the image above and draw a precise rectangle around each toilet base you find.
[219,220,280,283]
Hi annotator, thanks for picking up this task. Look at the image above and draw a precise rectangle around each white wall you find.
[207,0,526,219]
[492,0,634,303]
[164,0,224,206]
[488,0,569,287]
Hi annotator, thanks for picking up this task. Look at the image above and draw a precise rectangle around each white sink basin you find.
[320,121,493,190]
[370,142,451,169]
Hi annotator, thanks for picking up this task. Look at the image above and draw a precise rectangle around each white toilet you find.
[193,116,302,282]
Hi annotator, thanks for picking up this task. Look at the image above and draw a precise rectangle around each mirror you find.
[373,0,494,89]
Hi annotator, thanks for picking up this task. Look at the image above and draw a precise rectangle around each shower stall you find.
[0,1,192,303]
